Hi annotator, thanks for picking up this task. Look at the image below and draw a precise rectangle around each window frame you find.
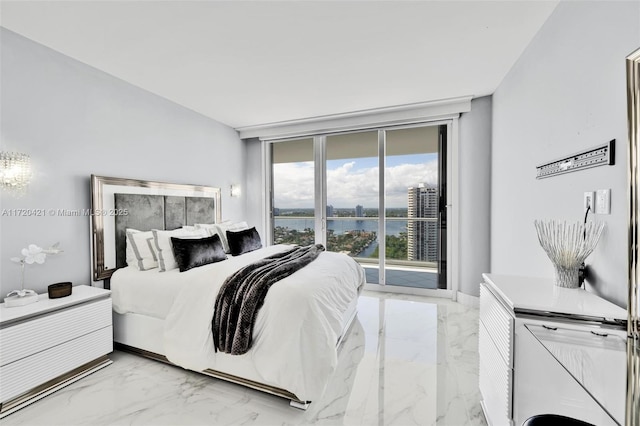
[262,117,459,299]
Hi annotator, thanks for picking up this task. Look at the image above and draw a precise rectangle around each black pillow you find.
[227,227,262,256]
[171,234,227,272]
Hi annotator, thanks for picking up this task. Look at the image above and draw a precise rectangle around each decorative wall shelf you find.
[536,140,615,179]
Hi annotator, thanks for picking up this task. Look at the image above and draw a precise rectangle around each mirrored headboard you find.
[90,175,222,282]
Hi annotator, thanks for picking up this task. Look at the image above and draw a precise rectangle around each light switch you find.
[595,189,611,214]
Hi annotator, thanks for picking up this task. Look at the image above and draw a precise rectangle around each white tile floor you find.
[4,291,486,425]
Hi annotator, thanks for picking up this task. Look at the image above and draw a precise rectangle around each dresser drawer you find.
[480,284,514,367]
[0,298,111,367]
[479,321,513,425]
[0,325,112,402]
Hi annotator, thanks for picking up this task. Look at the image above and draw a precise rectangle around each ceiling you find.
[0,1,558,129]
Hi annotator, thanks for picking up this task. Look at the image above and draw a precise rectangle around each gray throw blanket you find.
[212,244,326,355]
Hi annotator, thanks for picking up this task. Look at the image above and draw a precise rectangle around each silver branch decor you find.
[534,220,605,288]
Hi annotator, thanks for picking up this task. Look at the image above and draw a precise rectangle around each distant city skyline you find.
[273,154,439,208]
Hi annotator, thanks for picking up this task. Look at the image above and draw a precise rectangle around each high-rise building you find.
[355,205,364,217]
[407,184,438,262]
[326,205,334,218]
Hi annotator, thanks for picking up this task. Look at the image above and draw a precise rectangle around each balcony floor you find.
[362,265,439,289]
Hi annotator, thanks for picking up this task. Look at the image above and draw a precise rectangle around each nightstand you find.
[479,274,627,426]
[0,285,113,418]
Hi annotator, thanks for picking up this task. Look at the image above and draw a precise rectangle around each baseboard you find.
[456,291,479,307]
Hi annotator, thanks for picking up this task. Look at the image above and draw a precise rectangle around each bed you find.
[90,175,365,409]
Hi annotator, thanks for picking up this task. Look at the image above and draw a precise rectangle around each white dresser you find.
[479,274,627,426]
[0,285,113,417]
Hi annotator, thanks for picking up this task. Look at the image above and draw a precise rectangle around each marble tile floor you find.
[4,291,486,426]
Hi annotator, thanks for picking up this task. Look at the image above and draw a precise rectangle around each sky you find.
[273,154,439,208]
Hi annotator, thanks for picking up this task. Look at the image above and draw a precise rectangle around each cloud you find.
[273,162,315,208]
[385,161,439,206]
[273,159,438,208]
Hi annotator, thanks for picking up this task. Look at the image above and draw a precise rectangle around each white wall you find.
[491,1,640,307]
[459,96,492,297]
[0,28,246,295]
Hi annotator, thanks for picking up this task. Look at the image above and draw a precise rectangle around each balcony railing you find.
[273,216,439,269]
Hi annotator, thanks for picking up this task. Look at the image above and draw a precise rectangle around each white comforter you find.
[162,245,364,401]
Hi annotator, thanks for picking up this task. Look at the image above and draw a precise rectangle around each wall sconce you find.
[0,152,32,192]
[230,184,241,198]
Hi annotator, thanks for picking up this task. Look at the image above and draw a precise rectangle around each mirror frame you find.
[90,175,222,282]
[626,46,640,426]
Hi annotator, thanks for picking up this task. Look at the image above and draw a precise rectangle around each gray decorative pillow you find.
[171,234,227,272]
[227,227,262,256]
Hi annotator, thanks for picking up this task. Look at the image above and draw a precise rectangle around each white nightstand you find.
[479,274,627,426]
[0,285,113,418]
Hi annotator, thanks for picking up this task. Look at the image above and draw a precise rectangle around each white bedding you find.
[111,244,365,401]
[111,266,185,319]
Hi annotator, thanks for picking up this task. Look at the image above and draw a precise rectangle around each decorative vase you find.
[534,219,605,289]
[552,264,581,289]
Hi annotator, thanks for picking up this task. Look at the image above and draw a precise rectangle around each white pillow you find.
[195,221,231,234]
[126,229,159,271]
[125,229,138,267]
[213,221,249,253]
[195,221,241,253]
[194,223,218,234]
[152,228,208,272]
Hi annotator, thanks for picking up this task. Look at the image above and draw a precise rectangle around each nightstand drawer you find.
[480,284,513,367]
[0,325,112,402]
[0,298,111,367]
[479,320,513,423]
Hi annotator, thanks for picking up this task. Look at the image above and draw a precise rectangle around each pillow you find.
[195,220,232,234]
[126,229,159,271]
[171,234,227,272]
[204,221,249,253]
[152,228,208,272]
[125,229,138,267]
[227,227,262,256]
[194,223,220,236]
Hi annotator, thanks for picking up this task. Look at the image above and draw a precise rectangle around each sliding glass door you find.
[268,124,448,291]
[384,126,446,289]
[326,131,381,284]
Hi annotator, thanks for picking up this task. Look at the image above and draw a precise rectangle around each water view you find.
[274,209,412,260]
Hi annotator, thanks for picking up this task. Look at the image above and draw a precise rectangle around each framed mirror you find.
[626,46,640,426]
[90,175,221,282]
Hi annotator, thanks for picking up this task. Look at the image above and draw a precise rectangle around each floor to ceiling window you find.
[268,123,449,291]
[384,126,447,289]
[271,137,315,245]
[326,131,380,283]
